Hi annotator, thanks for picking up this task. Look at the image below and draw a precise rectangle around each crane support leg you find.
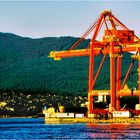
[110,42,115,110]
[88,42,94,114]
[116,54,122,110]
[88,95,93,114]
[89,42,94,92]
[138,48,140,104]
[88,14,104,114]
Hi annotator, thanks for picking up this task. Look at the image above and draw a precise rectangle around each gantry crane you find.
[49,10,140,116]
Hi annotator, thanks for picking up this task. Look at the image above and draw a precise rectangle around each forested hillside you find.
[0,32,138,96]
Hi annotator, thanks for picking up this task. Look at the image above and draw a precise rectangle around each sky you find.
[0,1,140,38]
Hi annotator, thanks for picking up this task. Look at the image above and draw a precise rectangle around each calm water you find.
[0,118,140,139]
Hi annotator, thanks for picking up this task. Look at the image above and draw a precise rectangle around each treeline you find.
[0,32,139,96]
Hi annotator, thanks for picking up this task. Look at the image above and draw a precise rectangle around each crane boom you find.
[49,44,140,60]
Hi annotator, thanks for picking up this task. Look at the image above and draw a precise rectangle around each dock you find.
[45,117,140,124]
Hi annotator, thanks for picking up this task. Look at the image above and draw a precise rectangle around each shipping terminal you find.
[44,10,140,123]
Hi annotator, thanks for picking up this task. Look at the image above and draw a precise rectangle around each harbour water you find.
[0,118,140,139]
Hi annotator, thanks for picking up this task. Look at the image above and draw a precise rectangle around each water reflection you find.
[87,123,140,139]
[1,118,140,139]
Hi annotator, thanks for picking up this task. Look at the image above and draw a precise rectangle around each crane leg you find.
[138,48,140,104]
[110,42,115,110]
[116,54,122,110]
[88,42,94,114]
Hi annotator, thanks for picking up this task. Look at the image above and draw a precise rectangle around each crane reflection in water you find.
[87,123,140,139]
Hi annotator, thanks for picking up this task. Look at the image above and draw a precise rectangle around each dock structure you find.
[44,117,140,124]
[43,106,140,124]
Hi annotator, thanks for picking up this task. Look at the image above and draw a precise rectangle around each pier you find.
[45,117,140,124]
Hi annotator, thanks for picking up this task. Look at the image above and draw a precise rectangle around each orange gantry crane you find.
[49,10,140,115]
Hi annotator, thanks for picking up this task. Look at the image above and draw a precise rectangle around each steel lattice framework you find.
[49,10,140,115]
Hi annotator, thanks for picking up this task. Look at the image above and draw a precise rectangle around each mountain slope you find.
[0,32,138,95]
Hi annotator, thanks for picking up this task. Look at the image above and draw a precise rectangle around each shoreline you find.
[0,116,42,118]
[1,117,140,124]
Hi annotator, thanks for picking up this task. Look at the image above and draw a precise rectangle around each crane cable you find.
[121,51,138,90]
[69,15,100,50]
